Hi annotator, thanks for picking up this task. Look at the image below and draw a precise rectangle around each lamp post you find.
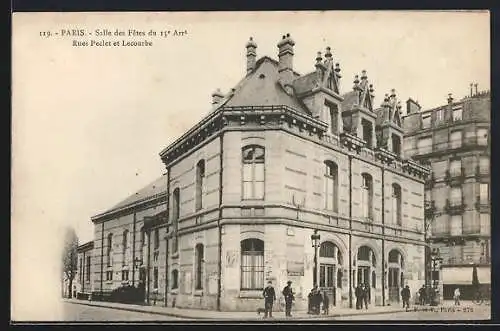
[133,257,142,287]
[311,230,321,287]
[430,248,442,306]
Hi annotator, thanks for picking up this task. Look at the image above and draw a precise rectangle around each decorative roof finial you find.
[316,51,323,64]
[361,70,367,80]
[325,46,332,59]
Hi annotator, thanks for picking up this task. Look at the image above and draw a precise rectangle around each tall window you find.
[417,137,432,154]
[86,256,91,281]
[479,157,489,174]
[324,161,338,212]
[195,244,204,290]
[480,183,489,204]
[477,128,489,145]
[480,214,490,236]
[361,173,373,220]
[242,145,265,200]
[450,130,462,149]
[450,187,462,206]
[421,113,431,128]
[452,106,463,121]
[195,160,205,211]
[241,239,264,290]
[154,228,160,250]
[122,230,129,266]
[392,134,401,156]
[362,119,373,148]
[392,184,402,226]
[449,159,462,177]
[106,233,113,267]
[325,102,339,135]
[171,270,179,289]
[450,215,462,236]
[79,258,83,284]
[435,109,443,123]
[153,267,158,289]
[172,188,180,253]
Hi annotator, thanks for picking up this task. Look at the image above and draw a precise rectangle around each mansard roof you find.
[92,174,168,221]
[224,57,310,113]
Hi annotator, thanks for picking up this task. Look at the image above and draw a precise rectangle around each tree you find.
[62,226,79,298]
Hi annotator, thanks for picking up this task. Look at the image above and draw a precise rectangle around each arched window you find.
[195,244,204,290]
[357,246,371,261]
[171,269,179,289]
[242,145,265,200]
[324,161,338,212]
[392,183,402,226]
[106,233,113,267]
[320,241,336,258]
[392,134,401,156]
[122,230,129,266]
[241,239,264,290]
[361,173,373,220]
[195,160,205,211]
[172,188,180,253]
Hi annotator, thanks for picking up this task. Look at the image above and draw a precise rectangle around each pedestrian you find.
[262,281,276,318]
[307,288,315,314]
[453,287,461,306]
[401,285,411,311]
[418,286,425,305]
[322,291,329,315]
[282,281,295,317]
[355,284,363,309]
[362,283,369,310]
[314,288,323,315]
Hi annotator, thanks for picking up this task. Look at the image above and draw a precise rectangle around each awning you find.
[442,266,491,285]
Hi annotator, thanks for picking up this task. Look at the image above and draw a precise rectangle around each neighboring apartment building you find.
[403,87,491,300]
[155,34,429,311]
[75,241,94,299]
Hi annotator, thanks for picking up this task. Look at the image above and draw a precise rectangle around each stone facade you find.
[88,34,430,311]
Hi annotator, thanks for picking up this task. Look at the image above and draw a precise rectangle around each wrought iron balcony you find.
[445,197,466,215]
[475,195,490,212]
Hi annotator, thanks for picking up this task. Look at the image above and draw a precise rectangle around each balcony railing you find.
[445,197,466,215]
[475,195,490,211]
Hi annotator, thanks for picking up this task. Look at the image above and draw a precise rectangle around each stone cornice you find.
[91,193,167,223]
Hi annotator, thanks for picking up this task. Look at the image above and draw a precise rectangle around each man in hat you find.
[262,281,276,318]
[282,281,295,317]
[401,285,411,311]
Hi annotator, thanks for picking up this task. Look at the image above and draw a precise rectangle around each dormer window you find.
[324,101,339,135]
[361,119,373,148]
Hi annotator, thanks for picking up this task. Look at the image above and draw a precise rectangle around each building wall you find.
[92,202,167,295]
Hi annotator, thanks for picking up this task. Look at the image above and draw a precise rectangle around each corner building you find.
[403,88,491,300]
[159,35,430,311]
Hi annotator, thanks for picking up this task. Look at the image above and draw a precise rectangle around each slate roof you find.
[341,90,359,111]
[223,57,310,114]
[94,174,168,218]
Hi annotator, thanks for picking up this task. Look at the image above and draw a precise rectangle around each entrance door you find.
[388,267,400,302]
[320,264,336,306]
[357,266,371,302]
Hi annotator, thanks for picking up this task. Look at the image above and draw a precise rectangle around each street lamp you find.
[311,230,321,287]
[430,248,443,306]
[133,257,142,287]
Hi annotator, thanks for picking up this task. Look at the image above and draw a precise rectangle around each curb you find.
[65,300,406,320]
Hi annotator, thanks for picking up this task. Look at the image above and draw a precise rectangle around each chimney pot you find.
[246,37,258,73]
[447,93,454,104]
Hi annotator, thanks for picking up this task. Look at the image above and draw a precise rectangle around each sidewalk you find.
[64,298,407,320]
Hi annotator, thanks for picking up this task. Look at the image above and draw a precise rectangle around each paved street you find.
[62,302,186,321]
[334,304,491,321]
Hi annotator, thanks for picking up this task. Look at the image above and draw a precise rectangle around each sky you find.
[11,11,489,320]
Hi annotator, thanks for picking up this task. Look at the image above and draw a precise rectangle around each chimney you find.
[447,93,454,104]
[406,98,421,114]
[474,83,478,96]
[470,83,473,97]
[245,37,257,74]
[277,33,295,85]
[211,88,224,105]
